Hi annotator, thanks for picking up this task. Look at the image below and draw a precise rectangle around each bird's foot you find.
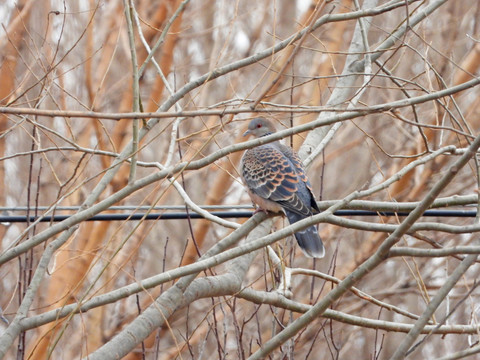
[252,207,270,215]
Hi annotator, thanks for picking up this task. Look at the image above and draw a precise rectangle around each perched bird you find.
[240,117,325,258]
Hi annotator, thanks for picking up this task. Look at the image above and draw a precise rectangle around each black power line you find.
[0,209,476,223]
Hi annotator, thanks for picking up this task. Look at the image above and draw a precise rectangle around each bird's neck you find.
[260,132,274,137]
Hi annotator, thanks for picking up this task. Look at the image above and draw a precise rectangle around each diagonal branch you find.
[247,131,480,359]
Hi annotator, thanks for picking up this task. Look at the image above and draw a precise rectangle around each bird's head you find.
[243,117,275,138]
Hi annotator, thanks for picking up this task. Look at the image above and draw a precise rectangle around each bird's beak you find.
[243,129,251,137]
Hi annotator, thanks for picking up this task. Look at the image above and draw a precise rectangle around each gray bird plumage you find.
[240,118,325,258]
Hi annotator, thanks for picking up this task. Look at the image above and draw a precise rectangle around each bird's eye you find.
[256,124,262,128]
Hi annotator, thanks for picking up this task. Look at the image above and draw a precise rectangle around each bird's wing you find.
[276,143,320,213]
[242,145,311,216]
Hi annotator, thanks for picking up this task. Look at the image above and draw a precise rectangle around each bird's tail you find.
[284,210,325,258]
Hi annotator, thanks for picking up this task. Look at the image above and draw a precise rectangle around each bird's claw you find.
[252,207,269,215]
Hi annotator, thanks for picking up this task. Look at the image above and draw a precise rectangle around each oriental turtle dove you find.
[240,117,325,258]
